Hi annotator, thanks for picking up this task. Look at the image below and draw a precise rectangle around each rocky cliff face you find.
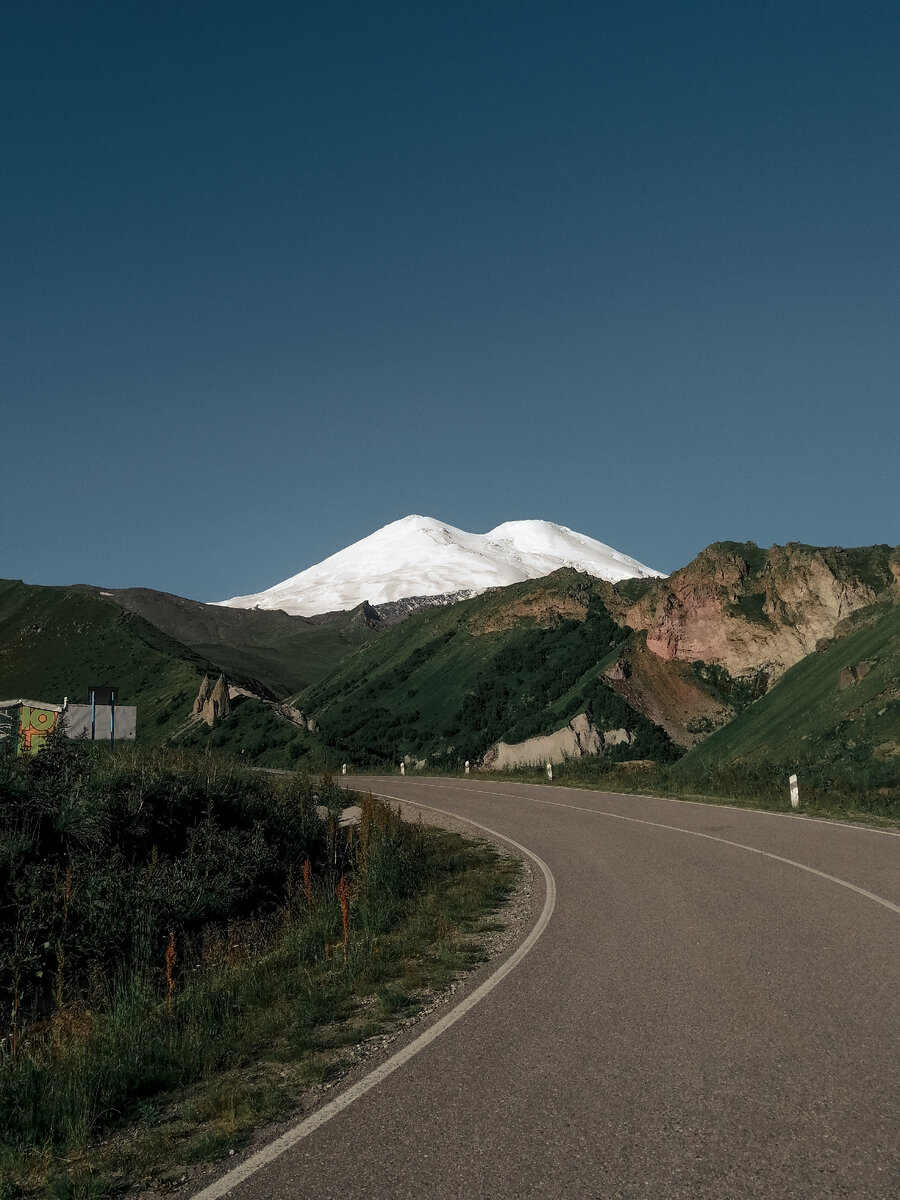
[602,634,734,748]
[621,542,898,685]
[373,591,475,626]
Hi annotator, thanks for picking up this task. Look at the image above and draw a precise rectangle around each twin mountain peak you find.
[215,516,665,618]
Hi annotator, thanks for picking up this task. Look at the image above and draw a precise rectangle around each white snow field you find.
[214,516,664,617]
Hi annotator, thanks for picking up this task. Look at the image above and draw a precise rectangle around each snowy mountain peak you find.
[214,517,664,617]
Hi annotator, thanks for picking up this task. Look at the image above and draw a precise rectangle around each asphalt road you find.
[194,778,899,1199]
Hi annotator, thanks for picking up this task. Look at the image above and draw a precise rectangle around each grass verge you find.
[471,757,899,826]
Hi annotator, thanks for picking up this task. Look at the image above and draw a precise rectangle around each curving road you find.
[195,778,899,1199]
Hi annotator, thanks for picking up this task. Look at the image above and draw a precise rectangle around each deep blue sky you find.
[3,1,898,600]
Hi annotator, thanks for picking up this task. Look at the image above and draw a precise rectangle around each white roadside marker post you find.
[465,760,470,775]
[789,773,800,810]
[546,761,553,781]
[400,762,405,776]
[342,763,347,776]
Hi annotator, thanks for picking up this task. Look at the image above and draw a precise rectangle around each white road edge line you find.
[389,780,900,917]
[190,798,556,1200]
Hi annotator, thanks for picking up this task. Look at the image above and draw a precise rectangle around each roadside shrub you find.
[0,737,520,1200]
[0,736,331,1034]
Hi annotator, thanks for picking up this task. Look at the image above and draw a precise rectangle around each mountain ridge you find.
[2,538,897,809]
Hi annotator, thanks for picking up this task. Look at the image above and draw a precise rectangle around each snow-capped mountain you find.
[214,516,664,617]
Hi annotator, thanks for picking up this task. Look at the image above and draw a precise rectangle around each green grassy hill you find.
[677,600,900,788]
[296,570,680,767]
[0,580,216,740]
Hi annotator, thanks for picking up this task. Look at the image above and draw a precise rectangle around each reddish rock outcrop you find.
[622,543,895,685]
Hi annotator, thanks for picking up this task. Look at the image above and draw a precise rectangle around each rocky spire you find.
[192,674,212,717]
[207,674,231,725]
[192,673,232,725]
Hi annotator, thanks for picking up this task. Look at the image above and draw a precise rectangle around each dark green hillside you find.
[678,600,900,788]
[298,570,678,766]
[177,696,323,766]
[75,585,383,697]
[0,579,219,739]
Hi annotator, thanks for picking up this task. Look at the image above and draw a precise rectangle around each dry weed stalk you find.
[303,857,313,909]
[165,930,176,1017]
[336,876,351,958]
[55,939,65,1013]
[11,981,19,1056]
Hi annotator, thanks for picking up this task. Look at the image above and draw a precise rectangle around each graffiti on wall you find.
[17,706,59,755]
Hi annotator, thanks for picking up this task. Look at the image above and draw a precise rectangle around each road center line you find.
[190,800,556,1200]
[382,780,900,918]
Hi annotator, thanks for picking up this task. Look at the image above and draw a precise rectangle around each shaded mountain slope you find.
[74,585,382,697]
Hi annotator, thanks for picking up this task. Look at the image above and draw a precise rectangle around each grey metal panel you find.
[64,705,137,741]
